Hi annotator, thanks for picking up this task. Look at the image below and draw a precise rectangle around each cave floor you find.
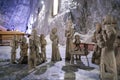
[0,46,100,80]
[0,60,100,80]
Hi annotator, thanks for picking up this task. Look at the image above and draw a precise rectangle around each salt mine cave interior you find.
[0,0,120,80]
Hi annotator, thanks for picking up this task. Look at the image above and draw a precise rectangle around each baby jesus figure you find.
[73,35,81,60]
[74,35,81,51]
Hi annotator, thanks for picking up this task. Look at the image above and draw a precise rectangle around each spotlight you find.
[41,0,44,4]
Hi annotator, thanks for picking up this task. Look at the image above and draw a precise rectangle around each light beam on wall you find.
[41,0,44,4]
[53,0,59,16]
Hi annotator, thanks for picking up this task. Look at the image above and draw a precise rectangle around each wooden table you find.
[0,31,24,45]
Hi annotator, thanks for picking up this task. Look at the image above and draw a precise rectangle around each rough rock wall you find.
[0,0,38,32]
[36,0,120,45]
[35,0,73,45]
[35,0,52,35]
[72,0,120,34]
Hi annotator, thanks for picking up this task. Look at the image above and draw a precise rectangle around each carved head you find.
[31,29,37,35]
[103,15,117,25]
[40,34,45,40]
[13,35,17,41]
[30,29,37,40]
[65,29,70,33]
[103,15,112,25]
[21,36,27,43]
[96,23,102,33]
[51,27,57,34]
[67,19,72,28]
[75,35,80,40]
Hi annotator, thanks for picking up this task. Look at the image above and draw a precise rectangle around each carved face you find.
[103,15,111,25]
[96,23,102,33]
[40,34,45,40]
[67,19,72,27]
[52,28,57,34]
[75,35,80,40]
[30,29,38,40]
[13,35,17,41]
[103,15,117,25]
[31,29,37,35]
[21,36,27,43]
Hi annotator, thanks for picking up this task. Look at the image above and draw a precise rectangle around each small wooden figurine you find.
[10,35,18,64]
[50,28,62,61]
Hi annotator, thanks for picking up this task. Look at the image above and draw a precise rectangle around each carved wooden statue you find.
[73,35,81,60]
[112,17,120,75]
[40,34,47,62]
[115,36,120,75]
[10,35,18,64]
[50,28,62,61]
[19,36,28,64]
[100,15,118,80]
[65,19,75,60]
[28,29,40,70]
[92,23,102,65]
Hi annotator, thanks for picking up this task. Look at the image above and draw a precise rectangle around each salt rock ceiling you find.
[0,0,120,44]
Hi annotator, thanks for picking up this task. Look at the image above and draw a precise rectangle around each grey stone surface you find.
[0,45,99,80]
[0,60,100,80]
